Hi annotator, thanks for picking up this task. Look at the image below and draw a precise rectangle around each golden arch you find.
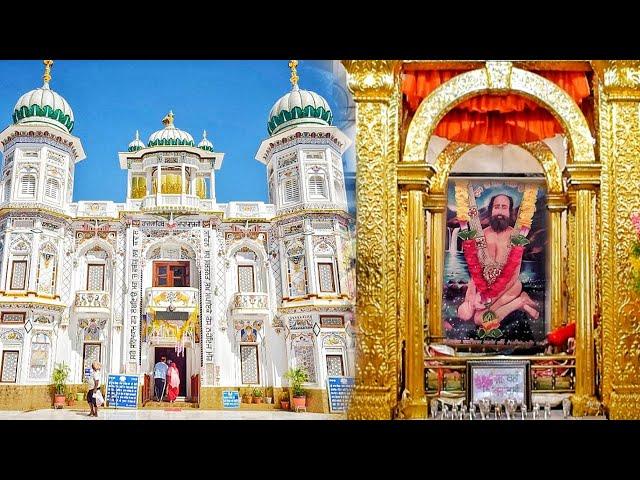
[403,61,595,165]
[426,140,567,346]
[401,61,597,417]
[429,141,564,195]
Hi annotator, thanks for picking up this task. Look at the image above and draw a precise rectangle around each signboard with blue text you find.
[106,374,139,409]
[327,376,355,413]
[222,390,240,408]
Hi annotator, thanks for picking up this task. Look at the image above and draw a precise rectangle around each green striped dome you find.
[268,86,332,136]
[13,84,74,133]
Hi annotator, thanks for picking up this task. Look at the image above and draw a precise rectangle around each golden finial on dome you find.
[289,60,299,89]
[162,110,175,127]
[43,60,54,85]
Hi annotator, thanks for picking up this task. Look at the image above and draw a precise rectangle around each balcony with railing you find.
[145,287,199,310]
[231,292,269,316]
[74,291,110,315]
[141,194,202,212]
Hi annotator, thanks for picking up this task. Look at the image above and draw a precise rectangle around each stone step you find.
[238,402,279,411]
[142,401,199,409]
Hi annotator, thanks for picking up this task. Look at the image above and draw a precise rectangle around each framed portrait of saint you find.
[443,179,547,345]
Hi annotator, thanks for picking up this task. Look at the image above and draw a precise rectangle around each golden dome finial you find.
[289,60,299,89]
[162,110,175,127]
[43,60,54,85]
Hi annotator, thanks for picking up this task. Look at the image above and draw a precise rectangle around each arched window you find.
[29,333,51,380]
[20,175,36,196]
[283,177,300,203]
[85,246,109,291]
[45,178,60,201]
[37,243,57,296]
[4,180,11,202]
[236,249,258,293]
[308,175,327,199]
[334,180,344,203]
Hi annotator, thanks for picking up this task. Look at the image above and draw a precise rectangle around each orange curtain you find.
[402,70,590,145]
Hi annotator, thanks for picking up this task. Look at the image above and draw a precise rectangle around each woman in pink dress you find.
[166,360,180,403]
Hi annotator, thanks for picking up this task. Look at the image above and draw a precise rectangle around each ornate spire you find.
[135,130,140,140]
[203,130,208,139]
[162,110,175,127]
[289,60,299,90]
[43,60,54,88]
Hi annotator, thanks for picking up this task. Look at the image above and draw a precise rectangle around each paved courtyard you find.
[0,407,344,420]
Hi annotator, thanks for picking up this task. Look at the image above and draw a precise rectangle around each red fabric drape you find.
[402,70,591,145]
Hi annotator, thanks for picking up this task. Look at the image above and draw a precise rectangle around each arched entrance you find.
[142,238,200,402]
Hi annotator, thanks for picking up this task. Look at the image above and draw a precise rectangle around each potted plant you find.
[265,387,273,404]
[280,390,290,410]
[66,391,75,407]
[52,362,70,409]
[252,388,264,404]
[284,367,309,411]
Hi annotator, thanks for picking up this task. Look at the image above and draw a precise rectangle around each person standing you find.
[166,360,180,403]
[153,356,168,401]
[86,361,102,417]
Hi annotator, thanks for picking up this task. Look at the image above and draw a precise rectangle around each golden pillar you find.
[547,193,567,329]
[566,163,601,416]
[398,163,431,418]
[592,61,640,418]
[425,193,446,339]
[343,60,402,419]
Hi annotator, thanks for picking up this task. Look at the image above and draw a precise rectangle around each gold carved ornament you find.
[592,61,640,418]
[342,60,402,420]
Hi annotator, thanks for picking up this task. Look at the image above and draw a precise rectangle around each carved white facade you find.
[0,62,355,401]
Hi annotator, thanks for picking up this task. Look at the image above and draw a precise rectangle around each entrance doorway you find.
[154,347,187,397]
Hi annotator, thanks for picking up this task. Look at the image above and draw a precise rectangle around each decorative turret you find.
[198,131,213,152]
[118,112,224,210]
[1,60,85,210]
[128,130,145,152]
[256,61,351,214]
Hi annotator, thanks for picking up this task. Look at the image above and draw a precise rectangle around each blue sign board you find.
[327,376,355,413]
[222,390,240,409]
[106,374,139,409]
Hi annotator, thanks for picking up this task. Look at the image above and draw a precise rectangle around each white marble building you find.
[0,61,355,406]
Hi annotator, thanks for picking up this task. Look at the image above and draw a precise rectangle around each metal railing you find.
[425,354,576,395]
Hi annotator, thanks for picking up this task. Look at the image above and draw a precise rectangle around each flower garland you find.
[630,212,640,293]
[461,239,525,303]
[455,183,538,338]
[455,181,470,225]
[518,185,538,229]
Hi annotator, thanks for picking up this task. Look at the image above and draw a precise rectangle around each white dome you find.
[198,130,213,151]
[13,83,74,133]
[147,111,194,147]
[128,130,145,152]
[267,85,332,136]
